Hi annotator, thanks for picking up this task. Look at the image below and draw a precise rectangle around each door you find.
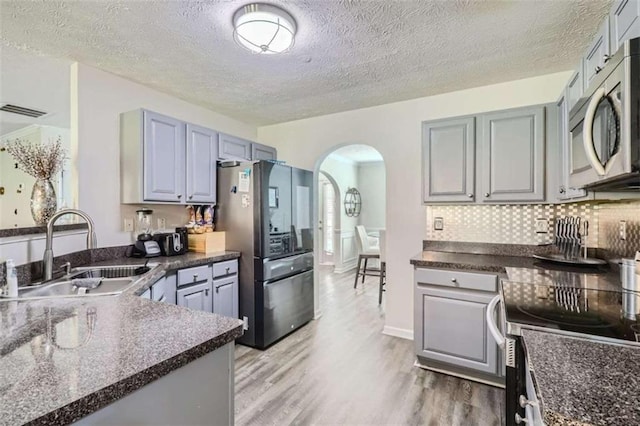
[422,117,475,203]
[583,19,611,89]
[261,269,314,348]
[479,106,545,202]
[610,0,640,51]
[218,133,252,161]
[415,285,499,375]
[186,124,218,204]
[291,167,313,253]
[176,282,212,312]
[256,162,293,258]
[319,174,335,265]
[213,276,239,318]
[143,110,185,202]
[251,142,277,161]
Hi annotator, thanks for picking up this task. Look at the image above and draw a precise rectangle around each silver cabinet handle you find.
[451,278,457,283]
[189,195,193,200]
[484,193,490,197]
[193,273,199,281]
[595,65,603,74]
[225,267,230,273]
[205,288,209,296]
[603,54,611,63]
[519,395,537,408]
[486,294,505,348]
[177,194,182,199]
[467,193,473,198]
[559,186,566,194]
[515,413,528,424]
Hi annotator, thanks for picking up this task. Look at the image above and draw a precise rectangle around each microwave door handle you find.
[582,87,607,176]
[486,294,505,349]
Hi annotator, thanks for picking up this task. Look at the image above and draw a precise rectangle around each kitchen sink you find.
[17,277,136,299]
[69,265,152,279]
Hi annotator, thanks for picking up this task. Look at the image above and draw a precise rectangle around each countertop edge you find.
[27,323,244,426]
[409,252,508,274]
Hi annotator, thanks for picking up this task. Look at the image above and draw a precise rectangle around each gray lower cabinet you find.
[414,267,502,385]
[251,142,277,161]
[218,133,252,161]
[140,288,151,300]
[177,281,213,312]
[479,106,545,202]
[610,0,640,51]
[213,276,239,318]
[422,117,476,203]
[151,274,177,304]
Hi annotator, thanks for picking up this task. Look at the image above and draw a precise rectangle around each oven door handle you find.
[582,87,607,176]
[486,294,505,349]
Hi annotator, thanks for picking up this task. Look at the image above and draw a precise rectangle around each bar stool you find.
[378,230,386,305]
[354,225,380,289]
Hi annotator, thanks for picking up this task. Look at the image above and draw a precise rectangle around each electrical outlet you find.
[620,220,627,240]
[242,316,249,331]
[157,217,166,230]
[123,218,134,232]
[535,218,548,234]
[434,217,444,231]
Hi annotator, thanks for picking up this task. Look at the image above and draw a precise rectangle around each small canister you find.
[622,258,638,292]
[622,256,640,320]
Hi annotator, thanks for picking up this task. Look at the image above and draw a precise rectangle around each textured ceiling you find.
[0,0,611,126]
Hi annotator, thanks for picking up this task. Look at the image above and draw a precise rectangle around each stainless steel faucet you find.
[43,209,97,281]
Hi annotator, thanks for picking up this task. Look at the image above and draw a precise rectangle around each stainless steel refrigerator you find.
[216,161,314,349]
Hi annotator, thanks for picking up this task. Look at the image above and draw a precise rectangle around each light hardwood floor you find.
[234,266,505,426]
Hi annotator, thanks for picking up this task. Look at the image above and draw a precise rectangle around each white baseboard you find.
[382,326,414,341]
[333,262,357,274]
[313,309,323,320]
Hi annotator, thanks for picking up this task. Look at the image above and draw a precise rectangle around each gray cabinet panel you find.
[218,133,252,161]
[610,0,640,51]
[566,70,583,112]
[414,281,499,376]
[251,142,277,161]
[143,111,185,202]
[186,124,218,204]
[177,281,212,313]
[140,289,151,300]
[422,117,475,203]
[479,106,545,202]
[213,276,239,319]
[557,94,587,201]
[583,19,611,90]
[164,273,177,305]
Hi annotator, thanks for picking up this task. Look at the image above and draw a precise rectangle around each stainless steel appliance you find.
[217,161,314,349]
[488,274,640,425]
[153,229,187,256]
[568,37,640,190]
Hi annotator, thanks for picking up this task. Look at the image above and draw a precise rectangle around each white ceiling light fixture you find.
[233,3,297,54]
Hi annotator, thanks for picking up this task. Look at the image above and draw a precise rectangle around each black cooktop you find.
[502,279,640,344]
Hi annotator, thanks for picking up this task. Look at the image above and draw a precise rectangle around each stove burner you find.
[515,305,614,328]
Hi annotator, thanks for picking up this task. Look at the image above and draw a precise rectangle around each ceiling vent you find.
[0,104,47,118]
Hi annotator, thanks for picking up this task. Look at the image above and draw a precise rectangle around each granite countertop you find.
[522,330,640,426]
[410,250,537,273]
[0,251,244,425]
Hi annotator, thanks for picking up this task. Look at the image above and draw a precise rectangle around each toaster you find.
[153,230,187,256]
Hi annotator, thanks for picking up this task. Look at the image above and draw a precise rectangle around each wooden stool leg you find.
[354,255,362,288]
[362,258,368,283]
[378,261,385,305]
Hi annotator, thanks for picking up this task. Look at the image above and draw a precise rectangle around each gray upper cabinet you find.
[479,106,545,202]
[186,124,218,204]
[177,281,213,313]
[213,276,239,318]
[610,0,640,51]
[218,133,252,161]
[566,70,583,112]
[251,142,277,161]
[142,111,186,202]
[556,94,588,201]
[583,19,611,90]
[422,117,476,203]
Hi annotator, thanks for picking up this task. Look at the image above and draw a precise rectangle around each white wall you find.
[0,231,88,265]
[258,71,572,339]
[357,162,386,230]
[72,63,257,248]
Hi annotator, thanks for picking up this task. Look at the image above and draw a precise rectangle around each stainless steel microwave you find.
[569,37,640,191]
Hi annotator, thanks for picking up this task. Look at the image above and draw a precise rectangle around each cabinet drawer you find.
[177,265,210,287]
[212,260,238,278]
[415,268,498,292]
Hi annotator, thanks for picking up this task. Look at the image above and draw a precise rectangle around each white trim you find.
[382,325,413,340]
[333,262,357,274]
[313,309,323,320]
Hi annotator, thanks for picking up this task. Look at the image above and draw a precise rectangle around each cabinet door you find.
[186,124,218,204]
[415,285,499,375]
[176,282,212,312]
[218,133,252,161]
[566,70,583,112]
[212,276,239,318]
[479,106,545,202]
[610,0,640,51]
[583,19,611,90]
[164,273,177,305]
[151,277,166,302]
[143,110,185,202]
[251,142,277,161]
[557,94,587,201]
[422,117,475,203]
[140,289,151,300]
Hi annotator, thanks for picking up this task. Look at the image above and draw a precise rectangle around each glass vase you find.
[30,178,57,226]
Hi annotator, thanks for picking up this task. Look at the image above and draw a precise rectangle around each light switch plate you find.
[535,219,548,234]
[620,220,627,240]
[434,217,444,231]
[123,218,134,232]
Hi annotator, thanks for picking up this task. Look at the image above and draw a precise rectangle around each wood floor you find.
[234,266,505,426]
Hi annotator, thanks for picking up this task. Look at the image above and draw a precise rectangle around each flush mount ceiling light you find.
[233,3,297,54]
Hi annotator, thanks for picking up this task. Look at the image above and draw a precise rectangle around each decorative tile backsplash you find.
[426,200,640,258]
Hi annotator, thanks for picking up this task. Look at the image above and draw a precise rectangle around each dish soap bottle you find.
[5,259,18,298]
